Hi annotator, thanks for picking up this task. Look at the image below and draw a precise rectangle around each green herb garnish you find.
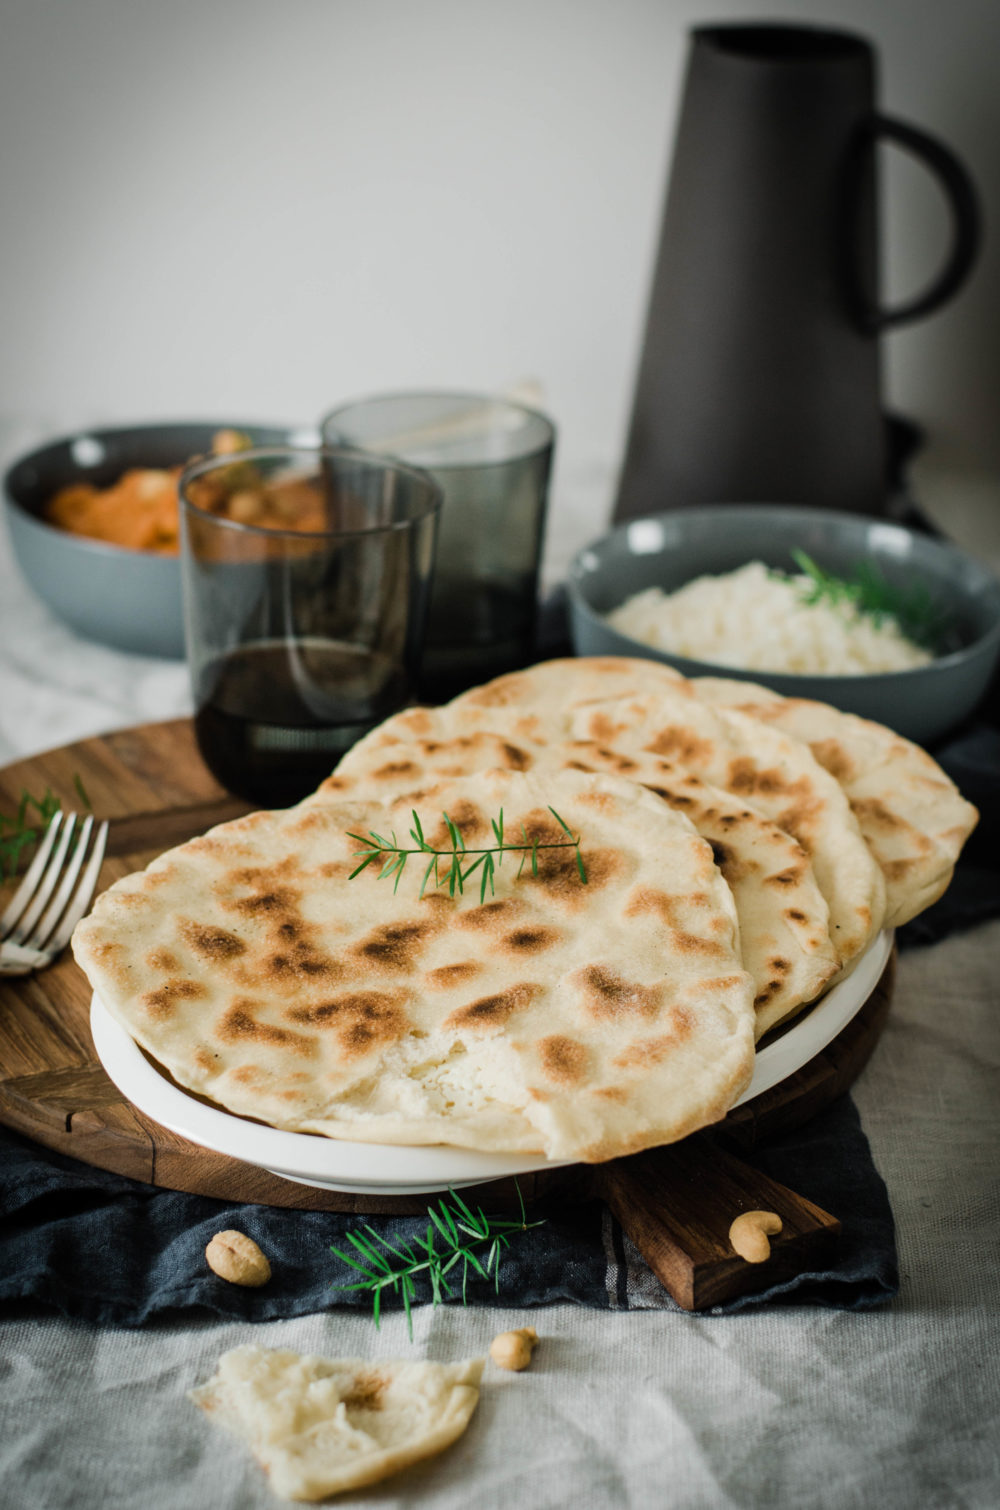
[1,787,60,878]
[347,805,587,904]
[0,778,93,879]
[331,1186,544,1337]
[790,549,954,653]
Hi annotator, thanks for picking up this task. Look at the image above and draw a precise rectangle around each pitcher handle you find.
[862,114,981,332]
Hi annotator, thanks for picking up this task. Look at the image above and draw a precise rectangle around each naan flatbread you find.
[447,662,885,971]
[693,677,979,926]
[73,768,755,1162]
[451,655,688,711]
[190,1345,483,1501]
[329,704,839,1036]
[568,691,887,973]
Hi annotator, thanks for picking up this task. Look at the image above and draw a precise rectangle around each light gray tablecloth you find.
[2,919,997,1509]
[1,422,998,1507]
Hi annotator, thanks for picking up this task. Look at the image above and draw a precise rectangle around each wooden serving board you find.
[0,720,894,1309]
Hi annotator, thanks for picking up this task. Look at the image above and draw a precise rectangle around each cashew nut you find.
[489,1327,538,1371]
[728,1210,783,1264]
[205,1230,272,1287]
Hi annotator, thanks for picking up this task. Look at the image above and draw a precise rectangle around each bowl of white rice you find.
[566,505,1000,744]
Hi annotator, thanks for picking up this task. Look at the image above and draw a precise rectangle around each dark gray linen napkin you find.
[0,1093,896,1327]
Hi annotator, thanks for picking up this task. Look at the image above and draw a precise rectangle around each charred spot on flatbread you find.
[644,725,715,766]
[178,919,247,962]
[851,795,929,845]
[764,863,808,888]
[286,990,409,1058]
[146,947,180,973]
[352,919,437,972]
[509,811,619,903]
[754,954,794,1009]
[537,1034,588,1085]
[807,737,856,781]
[520,844,619,903]
[572,964,664,1021]
[584,711,625,745]
[264,942,343,986]
[315,773,352,795]
[423,961,482,989]
[217,1000,315,1056]
[454,898,522,931]
[225,883,302,920]
[499,741,532,770]
[417,890,456,915]
[613,1012,694,1068]
[141,978,207,1020]
[572,743,637,775]
[341,1372,390,1411]
[499,925,561,954]
[622,886,731,955]
[444,981,544,1031]
[376,759,424,782]
[707,839,751,885]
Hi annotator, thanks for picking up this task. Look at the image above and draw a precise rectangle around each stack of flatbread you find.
[72,654,977,1166]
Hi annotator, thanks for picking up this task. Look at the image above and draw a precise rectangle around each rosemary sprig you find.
[0,777,93,879]
[789,549,954,652]
[330,1185,544,1337]
[347,805,587,903]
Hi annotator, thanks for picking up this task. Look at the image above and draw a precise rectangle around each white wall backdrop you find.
[2,0,998,549]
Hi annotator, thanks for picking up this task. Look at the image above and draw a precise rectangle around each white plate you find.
[89,929,893,1194]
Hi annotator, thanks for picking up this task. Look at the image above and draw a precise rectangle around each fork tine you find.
[45,820,109,955]
[0,812,65,939]
[7,814,77,946]
[28,815,95,951]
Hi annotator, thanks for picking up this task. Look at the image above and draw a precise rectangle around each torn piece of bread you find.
[189,1344,484,1501]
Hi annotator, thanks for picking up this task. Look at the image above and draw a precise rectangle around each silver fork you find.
[0,811,109,975]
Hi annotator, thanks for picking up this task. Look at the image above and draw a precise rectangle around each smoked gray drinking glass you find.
[322,393,555,702]
[179,445,441,807]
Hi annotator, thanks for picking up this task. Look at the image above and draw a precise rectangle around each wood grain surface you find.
[0,719,894,1304]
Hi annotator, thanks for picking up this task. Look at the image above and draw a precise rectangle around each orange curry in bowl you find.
[45,431,326,553]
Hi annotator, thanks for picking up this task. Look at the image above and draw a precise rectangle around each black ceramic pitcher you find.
[614,23,981,521]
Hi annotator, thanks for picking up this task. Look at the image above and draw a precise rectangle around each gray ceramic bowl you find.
[4,420,312,658]
[567,504,1000,745]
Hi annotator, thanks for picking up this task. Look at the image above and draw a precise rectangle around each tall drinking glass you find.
[179,445,441,807]
[322,393,555,702]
